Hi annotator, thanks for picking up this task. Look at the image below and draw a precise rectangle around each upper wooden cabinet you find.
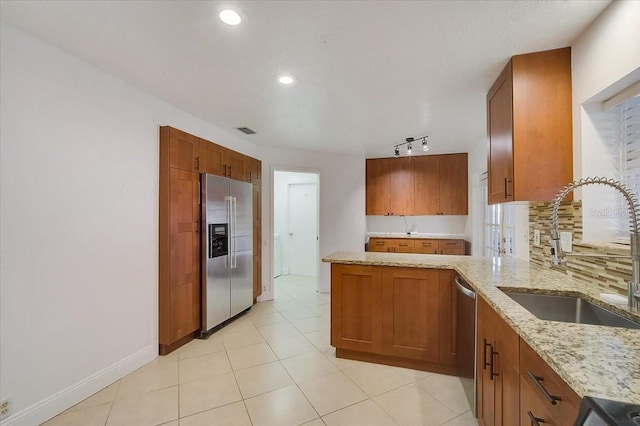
[366,154,468,216]
[245,155,262,186]
[414,153,468,215]
[487,47,572,204]
[199,140,226,176]
[164,127,200,172]
[366,157,414,215]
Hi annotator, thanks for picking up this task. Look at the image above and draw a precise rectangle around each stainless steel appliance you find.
[200,174,253,335]
[454,276,477,416]
[574,396,640,425]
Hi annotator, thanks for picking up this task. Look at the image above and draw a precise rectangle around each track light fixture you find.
[393,136,429,157]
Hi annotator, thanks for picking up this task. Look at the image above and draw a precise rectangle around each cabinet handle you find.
[249,171,252,182]
[483,339,491,370]
[375,241,385,246]
[504,177,512,198]
[527,411,545,425]
[194,156,200,171]
[224,164,227,176]
[228,166,232,177]
[490,348,499,380]
[195,219,199,233]
[527,371,562,405]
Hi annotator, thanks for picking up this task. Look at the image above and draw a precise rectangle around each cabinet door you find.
[331,264,383,353]
[388,238,414,253]
[226,150,246,181]
[164,127,200,172]
[487,64,514,204]
[366,159,391,215]
[168,169,200,342]
[199,139,226,176]
[246,156,261,185]
[413,155,440,215]
[382,267,439,361]
[477,296,519,426]
[439,154,468,215]
[389,157,414,215]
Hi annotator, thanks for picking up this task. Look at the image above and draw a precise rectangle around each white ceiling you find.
[0,0,610,157]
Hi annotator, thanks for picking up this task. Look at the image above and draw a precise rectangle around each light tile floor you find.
[44,275,477,426]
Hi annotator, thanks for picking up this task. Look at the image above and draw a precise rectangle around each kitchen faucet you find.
[550,177,640,311]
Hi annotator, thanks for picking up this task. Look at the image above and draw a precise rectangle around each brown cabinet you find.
[477,296,520,426]
[166,127,200,173]
[330,264,383,353]
[199,140,226,176]
[331,264,460,374]
[245,155,262,185]
[369,237,465,255]
[519,340,580,426]
[414,153,468,215]
[159,132,201,354]
[366,154,468,216]
[366,157,414,215]
[487,47,572,204]
[159,126,261,354]
[381,267,441,362]
[368,238,415,253]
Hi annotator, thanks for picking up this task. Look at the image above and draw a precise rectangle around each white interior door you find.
[287,183,318,276]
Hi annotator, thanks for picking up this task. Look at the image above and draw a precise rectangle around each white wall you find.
[0,23,366,425]
[261,151,366,298]
[273,171,319,276]
[366,215,467,235]
[571,1,640,242]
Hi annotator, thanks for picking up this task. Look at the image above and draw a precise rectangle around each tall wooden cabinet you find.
[487,47,572,204]
[366,153,468,216]
[159,126,261,355]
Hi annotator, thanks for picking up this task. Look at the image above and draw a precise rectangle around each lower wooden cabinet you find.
[331,264,460,373]
[330,264,383,353]
[519,340,581,425]
[477,296,520,426]
[477,296,581,426]
[369,237,465,255]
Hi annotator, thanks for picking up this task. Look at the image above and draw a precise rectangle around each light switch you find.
[560,231,572,253]
[533,230,541,246]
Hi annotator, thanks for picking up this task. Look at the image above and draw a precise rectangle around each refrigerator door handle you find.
[232,196,238,269]
[226,196,233,269]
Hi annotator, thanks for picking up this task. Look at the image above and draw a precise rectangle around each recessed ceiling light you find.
[219,9,241,25]
[278,75,295,85]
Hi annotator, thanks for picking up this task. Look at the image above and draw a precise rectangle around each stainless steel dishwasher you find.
[454,276,476,416]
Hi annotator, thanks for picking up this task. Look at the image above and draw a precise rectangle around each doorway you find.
[273,170,319,296]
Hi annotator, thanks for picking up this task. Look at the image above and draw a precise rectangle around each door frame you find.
[268,167,321,299]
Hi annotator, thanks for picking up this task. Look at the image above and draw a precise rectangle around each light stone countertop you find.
[367,232,467,239]
[322,251,640,404]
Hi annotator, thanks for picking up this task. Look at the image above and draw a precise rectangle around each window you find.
[615,93,640,241]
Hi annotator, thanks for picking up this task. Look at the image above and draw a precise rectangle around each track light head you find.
[394,147,400,157]
[422,137,429,152]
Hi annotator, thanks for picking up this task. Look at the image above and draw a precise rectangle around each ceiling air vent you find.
[236,127,256,135]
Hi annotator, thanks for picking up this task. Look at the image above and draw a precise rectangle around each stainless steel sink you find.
[502,291,640,329]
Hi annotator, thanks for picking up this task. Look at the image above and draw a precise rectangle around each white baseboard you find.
[0,344,157,426]
[257,291,274,302]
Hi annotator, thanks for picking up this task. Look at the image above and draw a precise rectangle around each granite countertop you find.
[367,232,467,239]
[322,251,640,404]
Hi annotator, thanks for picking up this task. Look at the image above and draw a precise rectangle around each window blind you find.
[622,95,640,196]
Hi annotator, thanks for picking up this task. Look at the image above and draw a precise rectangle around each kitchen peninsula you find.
[322,251,640,418]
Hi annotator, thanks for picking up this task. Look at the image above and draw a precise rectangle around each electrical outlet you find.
[0,397,12,420]
[533,229,541,246]
[560,231,573,253]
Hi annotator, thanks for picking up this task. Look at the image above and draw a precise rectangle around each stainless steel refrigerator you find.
[200,174,253,335]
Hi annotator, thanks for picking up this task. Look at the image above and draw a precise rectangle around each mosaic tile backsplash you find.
[529,200,630,295]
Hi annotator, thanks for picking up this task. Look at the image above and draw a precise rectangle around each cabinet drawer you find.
[520,340,580,425]
[438,239,464,250]
[388,239,415,253]
[414,239,438,254]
